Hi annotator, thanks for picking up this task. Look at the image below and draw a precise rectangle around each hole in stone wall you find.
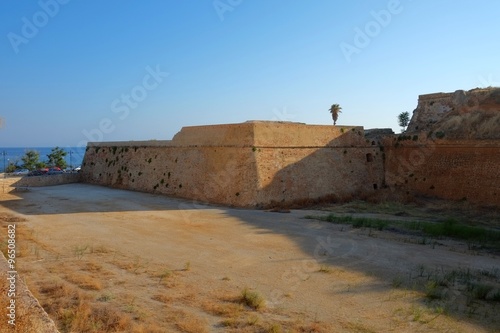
[366,153,373,162]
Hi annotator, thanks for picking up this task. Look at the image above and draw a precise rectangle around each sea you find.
[0,147,87,172]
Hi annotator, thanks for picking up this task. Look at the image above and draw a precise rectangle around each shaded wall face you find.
[81,145,260,207]
[385,142,500,206]
[254,146,385,206]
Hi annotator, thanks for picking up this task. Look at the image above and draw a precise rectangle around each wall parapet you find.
[418,92,453,101]
[89,122,367,148]
[88,140,173,147]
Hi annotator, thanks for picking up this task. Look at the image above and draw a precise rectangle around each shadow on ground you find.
[2,183,499,332]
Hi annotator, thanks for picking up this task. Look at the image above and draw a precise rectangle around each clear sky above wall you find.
[1,0,499,147]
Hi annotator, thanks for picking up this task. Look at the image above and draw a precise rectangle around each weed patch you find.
[172,310,208,333]
[241,288,265,310]
[471,283,493,300]
[305,215,500,248]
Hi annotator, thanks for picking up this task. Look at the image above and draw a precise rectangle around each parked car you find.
[28,168,50,176]
[28,169,45,176]
[13,169,29,176]
[73,166,81,172]
[47,167,64,175]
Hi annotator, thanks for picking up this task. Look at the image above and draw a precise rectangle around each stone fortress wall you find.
[407,88,500,139]
[81,88,500,208]
[406,92,456,133]
[383,139,500,206]
[384,87,500,206]
[81,122,385,208]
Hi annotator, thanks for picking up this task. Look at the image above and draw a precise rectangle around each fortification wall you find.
[13,173,80,188]
[81,119,498,208]
[81,122,384,207]
[384,140,500,206]
[393,87,500,205]
[254,145,384,206]
[418,92,454,101]
[407,88,500,139]
[82,145,259,206]
[407,92,455,133]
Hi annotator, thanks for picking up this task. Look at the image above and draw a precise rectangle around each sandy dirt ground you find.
[0,182,499,332]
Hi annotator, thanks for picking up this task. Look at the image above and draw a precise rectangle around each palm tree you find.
[398,111,410,133]
[329,104,342,125]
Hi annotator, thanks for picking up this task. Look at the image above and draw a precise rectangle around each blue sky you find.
[0,0,499,147]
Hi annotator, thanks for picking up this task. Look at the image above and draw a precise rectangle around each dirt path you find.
[1,183,499,332]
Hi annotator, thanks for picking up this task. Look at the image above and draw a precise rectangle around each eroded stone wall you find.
[407,88,500,139]
[384,139,500,206]
[82,144,259,206]
[13,173,80,188]
[81,118,499,208]
[392,88,500,205]
[81,122,384,207]
[253,146,384,205]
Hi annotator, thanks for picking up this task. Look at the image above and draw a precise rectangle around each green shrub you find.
[435,131,445,139]
[472,283,493,300]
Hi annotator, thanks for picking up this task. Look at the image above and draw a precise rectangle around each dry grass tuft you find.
[241,287,265,310]
[151,294,172,304]
[112,256,150,274]
[38,279,77,301]
[130,323,167,333]
[0,213,27,223]
[171,310,209,333]
[202,300,243,318]
[65,272,103,290]
[298,321,330,332]
[82,260,103,272]
[318,265,332,273]
[60,302,132,332]
[220,318,239,328]
[35,279,137,332]
[91,244,111,254]
[268,323,283,333]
